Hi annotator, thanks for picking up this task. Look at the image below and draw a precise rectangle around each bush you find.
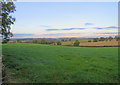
[105,38,109,41]
[108,36,113,41]
[61,39,64,42]
[74,40,80,46]
[40,39,46,44]
[93,38,98,42]
[57,41,61,45]
[32,40,38,43]
[114,36,120,41]
[99,37,105,41]
[50,41,55,44]
[69,39,71,41]
[88,40,91,42]
[16,39,20,43]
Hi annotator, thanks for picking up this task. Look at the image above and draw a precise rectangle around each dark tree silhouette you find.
[0,1,16,43]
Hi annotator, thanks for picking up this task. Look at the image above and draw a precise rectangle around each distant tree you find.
[50,41,55,44]
[61,39,64,42]
[40,39,46,44]
[16,39,20,43]
[108,36,113,41]
[99,37,105,41]
[88,40,91,42]
[57,41,61,45]
[93,38,98,42]
[32,40,38,43]
[69,39,71,41]
[45,41,49,44]
[1,1,16,43]
[105,37,109,41]
[73,40,80,46]
[114,36,119,41]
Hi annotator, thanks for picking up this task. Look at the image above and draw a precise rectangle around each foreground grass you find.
[2,43,118,83]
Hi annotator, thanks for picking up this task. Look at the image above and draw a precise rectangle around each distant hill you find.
[10,37,93,42]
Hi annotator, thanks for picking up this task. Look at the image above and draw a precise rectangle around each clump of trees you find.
[32,39,57,45]
[114,36,120,41]
[61,39,64,42]
[88,40,92,42]
[91,36,119,42]
[99,37,105,41]
[93,38,98,42]
[32,40,38,43]
[74,40,80,46]
[50,41,55,45]
[69,39,71,41]
[40,39,46,44]
[56,41,61,45]
[108,36,113,41]
[16,39,20,43]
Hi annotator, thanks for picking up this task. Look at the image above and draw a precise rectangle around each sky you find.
[11,2,118,38]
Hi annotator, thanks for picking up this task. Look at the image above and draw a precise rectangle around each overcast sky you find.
[11,2,118,38]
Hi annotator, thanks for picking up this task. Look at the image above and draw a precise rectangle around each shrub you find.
[32,40,38,43]
[69,39,71,41]
[57,41,61,45]
[16,39,20,43]
[88,40,91,42]
[74,40,80,46]
[108,36,113,41]
[61,39,64,42]
[93,38,98,42]
[99,37,105,41]
[50,41,55,44]
[103,37,108,41]
[114,36,120,41]
[40,39,46,44]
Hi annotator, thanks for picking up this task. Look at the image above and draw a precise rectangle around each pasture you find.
[2,43,118,83]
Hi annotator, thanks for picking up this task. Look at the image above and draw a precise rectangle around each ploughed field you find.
[62,39,118,46]
[2,43,118,83]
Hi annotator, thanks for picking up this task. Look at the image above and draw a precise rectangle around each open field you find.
[2,43,118,83]
[62,39,119,47]
[62,39,90,46]
[79,40,118,47]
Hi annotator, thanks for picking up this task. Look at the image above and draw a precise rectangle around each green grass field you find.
[2,43,118,83]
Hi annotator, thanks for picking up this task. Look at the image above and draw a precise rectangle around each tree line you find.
[88,36,120,42]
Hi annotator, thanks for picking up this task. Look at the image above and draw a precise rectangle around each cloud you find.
[40,25,53,28]
[46,28,86,31]
[43,33,80,36]
[85,23,94,26]
[13,34,34,37]
[96,32,119,34]
[95,26,118,30]
[106,26,118,28]
[46,29,60,31]
[95,28,104,29]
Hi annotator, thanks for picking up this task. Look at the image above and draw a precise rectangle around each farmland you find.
[2,43,118,83]
[9,38,119,47]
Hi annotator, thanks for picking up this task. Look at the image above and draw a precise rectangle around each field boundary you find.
[63,45,119,47]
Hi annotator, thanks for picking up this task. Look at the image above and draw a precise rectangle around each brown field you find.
[62,39,119,47]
